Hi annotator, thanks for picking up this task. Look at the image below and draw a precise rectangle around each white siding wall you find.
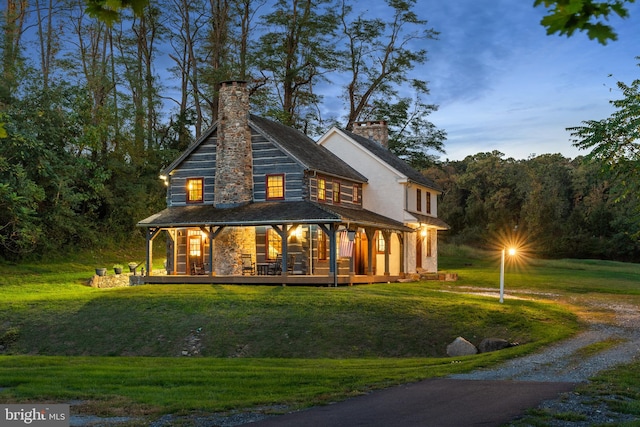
[320,133,406,222]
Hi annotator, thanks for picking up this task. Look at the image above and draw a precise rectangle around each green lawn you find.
[0,244,638,423]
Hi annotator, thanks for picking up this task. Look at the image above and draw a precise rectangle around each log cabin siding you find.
[251,131,305,202]
[309,174,362,208]
[168,136,217,206]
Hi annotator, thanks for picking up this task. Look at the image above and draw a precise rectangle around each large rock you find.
[478,338,518,353]
[478,338,513,353]
[446,337,478,357]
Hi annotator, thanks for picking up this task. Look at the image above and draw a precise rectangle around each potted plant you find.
[128,262,138,273]
[95,268,107,276]
[113,264,123,275]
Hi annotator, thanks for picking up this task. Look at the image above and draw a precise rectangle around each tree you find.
[568,68,640,201]
[254,0,340,129]
[534,0,635,44]
[338,0,444,167]
[84,0,148,24]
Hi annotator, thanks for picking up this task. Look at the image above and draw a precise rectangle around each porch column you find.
[382,230,391,276]
[146,227,162,277]
[166,229,177,275]
[271,224,289,278]
[398,232,405,277]
[365,228,375,276]
[330,224,338,286]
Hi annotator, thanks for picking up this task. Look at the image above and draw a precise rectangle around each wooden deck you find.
[141,273,400,286]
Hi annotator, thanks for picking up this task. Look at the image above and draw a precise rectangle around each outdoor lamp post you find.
[499,247,516,303]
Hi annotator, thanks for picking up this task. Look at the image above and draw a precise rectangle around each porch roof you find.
[410,212,451,230]
[137,201,413,232]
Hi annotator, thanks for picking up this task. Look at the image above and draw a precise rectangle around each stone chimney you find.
[213,80,256,275]
[214,80,253,208]
[352,120,389,147]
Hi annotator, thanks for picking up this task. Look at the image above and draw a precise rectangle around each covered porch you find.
[137,201,412,286]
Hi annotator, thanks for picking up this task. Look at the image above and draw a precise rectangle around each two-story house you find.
[137,81,416,285]
[318,122,450,274]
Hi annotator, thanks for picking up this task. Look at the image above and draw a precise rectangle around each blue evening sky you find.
[410,1,640,161]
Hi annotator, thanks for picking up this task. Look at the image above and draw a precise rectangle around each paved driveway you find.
[250,378,576,427]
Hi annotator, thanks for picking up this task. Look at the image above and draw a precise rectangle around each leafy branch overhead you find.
[534,0,635,44]
[84,0,148,24]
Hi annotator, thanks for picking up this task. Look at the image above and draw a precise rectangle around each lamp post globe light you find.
[499,247,516,303]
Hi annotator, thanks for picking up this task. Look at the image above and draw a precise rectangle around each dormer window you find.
[186,178,204,203]
[266,174,285,200]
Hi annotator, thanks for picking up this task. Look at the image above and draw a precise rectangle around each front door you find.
[354,232,367,275]
[188,233,204,274]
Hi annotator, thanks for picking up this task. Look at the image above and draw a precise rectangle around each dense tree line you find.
[429,151,640,261]
[0,0,444,259]
[1,0,638,262]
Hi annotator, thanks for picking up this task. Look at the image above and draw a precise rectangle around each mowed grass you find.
[0,244,638,420]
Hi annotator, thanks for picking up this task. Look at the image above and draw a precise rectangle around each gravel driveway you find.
[451,289,640,426]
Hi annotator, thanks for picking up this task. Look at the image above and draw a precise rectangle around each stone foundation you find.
[88,273,143,288]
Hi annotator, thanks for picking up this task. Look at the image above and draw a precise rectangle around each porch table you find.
[256,263,270,275]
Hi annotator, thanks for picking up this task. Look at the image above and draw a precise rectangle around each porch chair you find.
[241,253,255,275]
[287,254,296,274]
[268,254,282,275]
[192,262,204,275]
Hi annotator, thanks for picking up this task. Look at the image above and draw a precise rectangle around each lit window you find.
[416,189,422,212]
[426,191,432,214]
[426,229,433,257]
[353,184,359,203]
[317,229,327,260]
[266,228,282,260]
[318,178,326,201]
[376,231,387,253]
[187,178,203,203]
[332,181,340,203]
[266,174,284,200]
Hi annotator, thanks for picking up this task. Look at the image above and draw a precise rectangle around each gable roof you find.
[336,128,443,192]
[161,116,367,184]
[250,115,366,183]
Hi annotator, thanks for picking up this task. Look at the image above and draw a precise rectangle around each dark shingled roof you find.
[411,212,451,230]
[137,201,412,232]
[340,128,443,192]
[250,115,367,183]
[162,116,367,183]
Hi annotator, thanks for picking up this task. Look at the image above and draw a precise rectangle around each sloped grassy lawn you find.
[0,248,590,419]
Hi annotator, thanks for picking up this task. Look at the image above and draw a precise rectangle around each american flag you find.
[339,230,354,257]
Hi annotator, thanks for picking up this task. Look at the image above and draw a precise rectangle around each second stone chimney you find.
[214,80,253,208]
[352,120,389,147]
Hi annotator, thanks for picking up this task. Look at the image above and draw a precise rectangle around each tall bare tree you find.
[1,0,28,104]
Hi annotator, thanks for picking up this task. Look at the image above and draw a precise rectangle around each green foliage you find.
[569,67,640,200]
[340,0,444,165]
[253,0,341,129]
[534,0,635,44]
[84,0,148,25]
[433,152,640,261]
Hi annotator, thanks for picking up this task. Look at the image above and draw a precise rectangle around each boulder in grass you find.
[446,337,478,357]
[478,338,512,353]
